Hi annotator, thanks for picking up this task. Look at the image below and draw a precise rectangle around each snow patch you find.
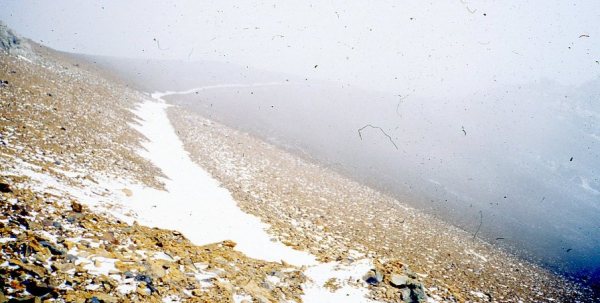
[121,97,316,266]
[302,259,377,303]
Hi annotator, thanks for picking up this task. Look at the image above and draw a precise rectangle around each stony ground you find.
[167,104,599,302]
[0,175,306,303]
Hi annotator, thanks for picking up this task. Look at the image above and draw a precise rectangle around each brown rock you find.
[71,201,83,213]
[222,240,237,248]
[51,261,74,272]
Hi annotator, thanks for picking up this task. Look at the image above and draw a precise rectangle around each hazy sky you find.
[1,0,599,97]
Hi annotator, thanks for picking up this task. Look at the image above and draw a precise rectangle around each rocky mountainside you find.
[0,27,310,303]
[0,24,598,303]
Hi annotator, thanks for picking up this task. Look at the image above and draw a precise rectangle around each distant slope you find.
[71,54,305,92]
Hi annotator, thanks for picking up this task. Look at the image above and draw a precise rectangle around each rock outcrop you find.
[0,21,30,55]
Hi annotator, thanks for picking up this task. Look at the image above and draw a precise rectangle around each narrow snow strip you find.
[125,97,315,266]
[154,82,287,98]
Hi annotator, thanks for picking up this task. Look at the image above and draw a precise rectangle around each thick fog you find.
[2,1,599,96]
[2,0,599,283]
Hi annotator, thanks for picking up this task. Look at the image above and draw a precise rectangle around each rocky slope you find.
[1,24,598,303]
[166,102,598,303]
[0,28,309,303]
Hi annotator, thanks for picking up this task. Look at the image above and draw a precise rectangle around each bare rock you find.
[222,240,237,248]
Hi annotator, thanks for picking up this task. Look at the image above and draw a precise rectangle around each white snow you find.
[301,259,378,303]
[85,284,101,291]
[116,281,137,295]
[233,293,253,303]
[119,95,316,266]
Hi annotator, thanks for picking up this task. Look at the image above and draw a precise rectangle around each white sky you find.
[1,0,599,96]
